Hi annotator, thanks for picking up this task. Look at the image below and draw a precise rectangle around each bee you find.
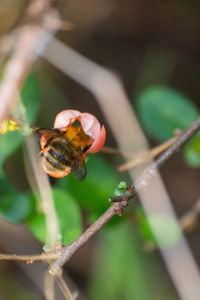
[35,117,93,180]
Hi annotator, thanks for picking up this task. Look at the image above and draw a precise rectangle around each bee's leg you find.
[83,144,92,153]
[39,146,51,156]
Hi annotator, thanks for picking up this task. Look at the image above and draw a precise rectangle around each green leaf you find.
[137,86,199,141]
[60,154,119,213]
[184,135,200,167]
[27,188,82,245]
[114,181,127,196]
[118,181,127,189]
[0,131,22,176]
[114,187,126,196]
[21,72,41,123]
[0,193,32,223]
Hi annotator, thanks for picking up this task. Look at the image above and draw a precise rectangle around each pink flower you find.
[54,109,106,153]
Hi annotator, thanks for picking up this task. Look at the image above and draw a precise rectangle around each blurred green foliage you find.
[0,72,40,176]
[0,192,32,223]
[137,86,198,141]
[0,177,32,223]
[184,135,200,167]
[21,72,40,123]
[137,85,200,167]
[28,188,82,245]
[89,222,177,300]
[0,72,41,224]
[137,206,155,243]
[60,154,118,213]
[0,131,22,176]
[59,153,123,226]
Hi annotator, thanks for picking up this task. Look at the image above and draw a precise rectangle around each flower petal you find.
[54,110,101,141]
[87,125,106,153]
[53,109,106,153]
[54,110,81,128]
[79,112,100,140]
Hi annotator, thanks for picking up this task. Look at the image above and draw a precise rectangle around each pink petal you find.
[80,113,101,140]
[87,125,106,153]
[54,110,81,128]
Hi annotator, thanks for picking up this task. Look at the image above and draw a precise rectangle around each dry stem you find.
[118,135,179,171]
[0,253,59,263]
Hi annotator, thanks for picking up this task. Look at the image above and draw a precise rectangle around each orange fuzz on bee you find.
[36,117,94,180]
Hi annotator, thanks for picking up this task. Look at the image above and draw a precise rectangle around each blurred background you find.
[0,0,200,299]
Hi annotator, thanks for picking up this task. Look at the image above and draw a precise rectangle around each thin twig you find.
[180,198,200,232]
[101,146,133,158]
[49,201,128,275]
[118,135,179,171]
[44,270,55,300]
[102,131,182,171]
[0,253,59,263]
[49,117,200,275]
[56,273,78,300]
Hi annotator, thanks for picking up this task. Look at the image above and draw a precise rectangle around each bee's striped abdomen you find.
[45,155,65,171]
[40,129,87,179]
[49,148,70,166]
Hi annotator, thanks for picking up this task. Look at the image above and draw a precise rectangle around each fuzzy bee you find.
[36,117,93,180]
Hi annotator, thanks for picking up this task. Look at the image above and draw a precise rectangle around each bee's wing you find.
[72,160,87,181]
